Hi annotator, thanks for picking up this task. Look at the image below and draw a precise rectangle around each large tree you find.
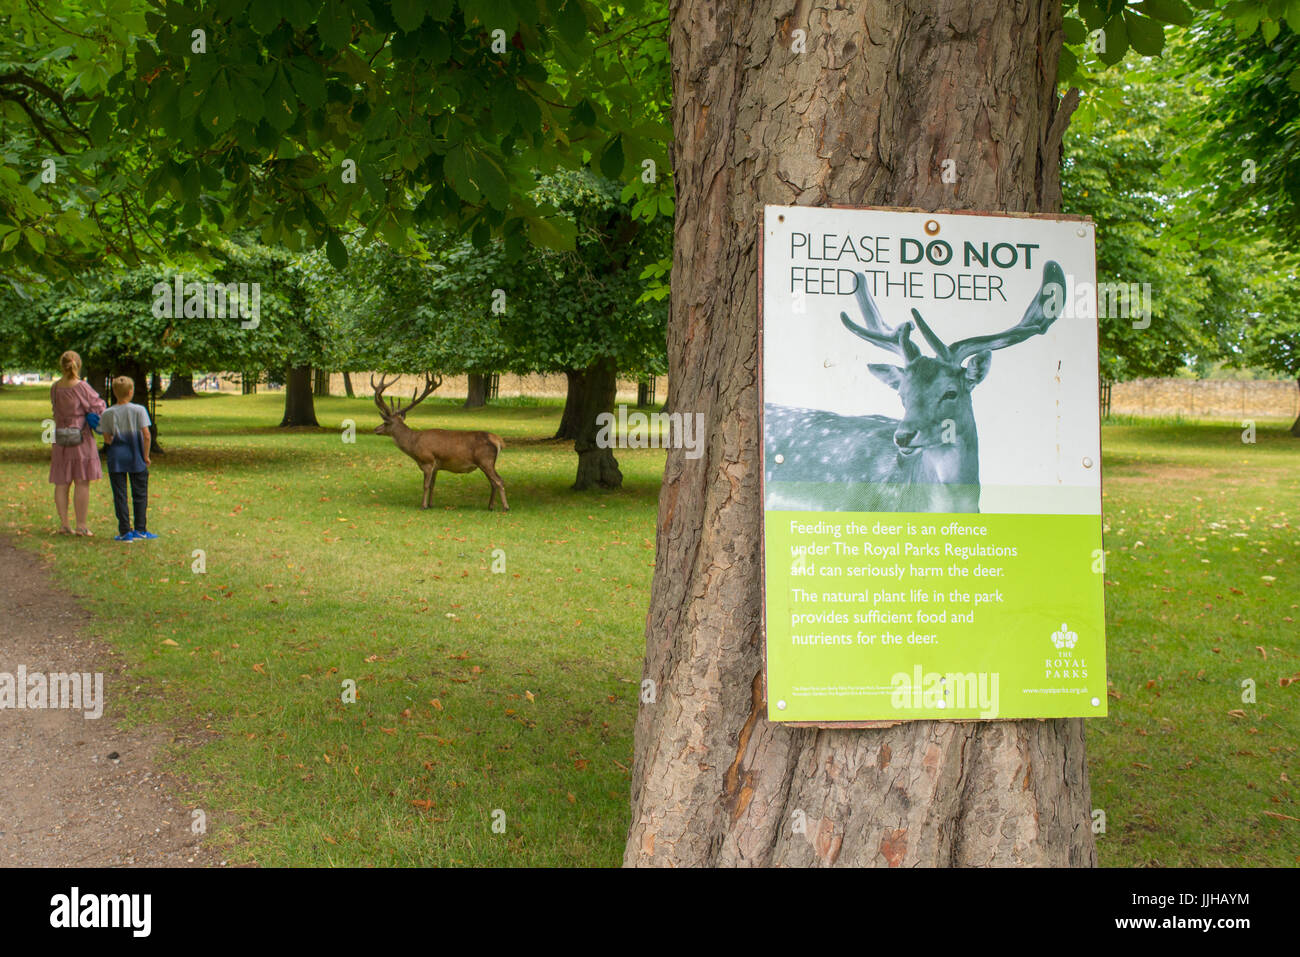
[626,0,1289,868]
[625,0,1096,868]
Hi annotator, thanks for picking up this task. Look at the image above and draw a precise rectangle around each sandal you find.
[74,527,93,537]
[56,526,73,535]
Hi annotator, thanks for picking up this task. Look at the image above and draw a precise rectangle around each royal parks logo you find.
[1045,621,1089,680]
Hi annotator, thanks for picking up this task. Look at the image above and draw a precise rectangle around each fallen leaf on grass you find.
[160,638,179,647]
[411,799,435,811]
[1227,709,1247,718]
[1263,811,1300,823]
[429,699,443,711]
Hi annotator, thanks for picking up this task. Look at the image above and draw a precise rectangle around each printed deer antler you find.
[941,260,1067,365]
[840,276,922,363]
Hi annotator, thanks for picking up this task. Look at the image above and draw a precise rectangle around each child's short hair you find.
[112,376,134,400]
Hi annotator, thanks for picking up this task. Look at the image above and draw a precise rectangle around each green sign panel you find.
[761,206,1107,723]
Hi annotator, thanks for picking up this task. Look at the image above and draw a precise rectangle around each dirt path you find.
[0,537,216,866]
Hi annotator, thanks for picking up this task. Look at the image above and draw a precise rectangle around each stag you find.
[372,373,509,511]
[764,261,1066,513]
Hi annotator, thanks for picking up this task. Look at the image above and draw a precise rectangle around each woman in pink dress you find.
[49,350,107,536]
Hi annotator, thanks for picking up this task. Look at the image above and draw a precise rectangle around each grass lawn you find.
[0,386,1296,866]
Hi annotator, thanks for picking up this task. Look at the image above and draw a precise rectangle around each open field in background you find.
[0,387,1296,866]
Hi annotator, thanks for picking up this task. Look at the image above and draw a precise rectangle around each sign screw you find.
[777,700,787,710]
[1082,456,1094,469]
[774,453,785,464]
[1091,697,1101,707]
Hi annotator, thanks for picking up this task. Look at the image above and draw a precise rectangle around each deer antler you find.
[944,260,1067,365]
[371,371,442,419]
[840,274,921,363]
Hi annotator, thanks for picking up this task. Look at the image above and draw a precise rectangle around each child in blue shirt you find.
[99,376,156,542]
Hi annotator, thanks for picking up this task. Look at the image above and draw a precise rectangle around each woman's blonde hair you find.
[58,350,82,378]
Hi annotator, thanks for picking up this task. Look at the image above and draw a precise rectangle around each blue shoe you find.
[132,530,158,541]
[113,532,135,542]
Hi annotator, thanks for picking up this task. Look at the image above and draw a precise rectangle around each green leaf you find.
[318,2,351,49]
[599,135,624,180]
[1235,7,1262,36]
[475,153,510,209]
[286,57,327,109]
[265,66,297,131]
[1124,11,1165,56]
[326,231,348,270]
[1058,45,1079,82]
[465,0,519,31]
[1099,14,1129,65]
[89,102,114,144]
[361,162,386,202]
[1078,0,1108,30]
[1133,0,1194,26]
[552,0,588,45]
[1062,16,1087,44]
[444,145,482,203]
[200,72,238,133]
[230,70,266,123]
[572,98,596,127]
[1261,17,1281,42]
[391,0,426,32]
[248,0,283,34]
[526,214,576,250]
[1289,65,1300,92]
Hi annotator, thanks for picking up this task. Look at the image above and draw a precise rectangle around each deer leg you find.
[484,465,508,512]
[421,464,436,509]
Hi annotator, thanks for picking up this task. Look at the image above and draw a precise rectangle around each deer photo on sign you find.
[765,259,1067,514]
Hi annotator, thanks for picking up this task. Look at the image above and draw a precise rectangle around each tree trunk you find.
[465,372,489,409]
[241,371,258,395]
[279,366,319,427]
[626,0,1093,867]
[162,371,196,399]
[342,371,355,398]
[1291,378,1300,437]
[572,358,622,490]
[554,368,585,440]
[313,367,331,397]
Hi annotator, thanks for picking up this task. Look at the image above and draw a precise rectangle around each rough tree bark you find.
[1291,378,1300,437]
[554,368,584,440]
[342,371,355,398]
[465,372,489,409]
[572,358,623,490]
[279,365,320,427]
[313,367,331,397]
[626,0,1094,867]
[162,371,196,398]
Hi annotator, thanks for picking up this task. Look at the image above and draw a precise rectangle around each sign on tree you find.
[761,206,1107,724]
